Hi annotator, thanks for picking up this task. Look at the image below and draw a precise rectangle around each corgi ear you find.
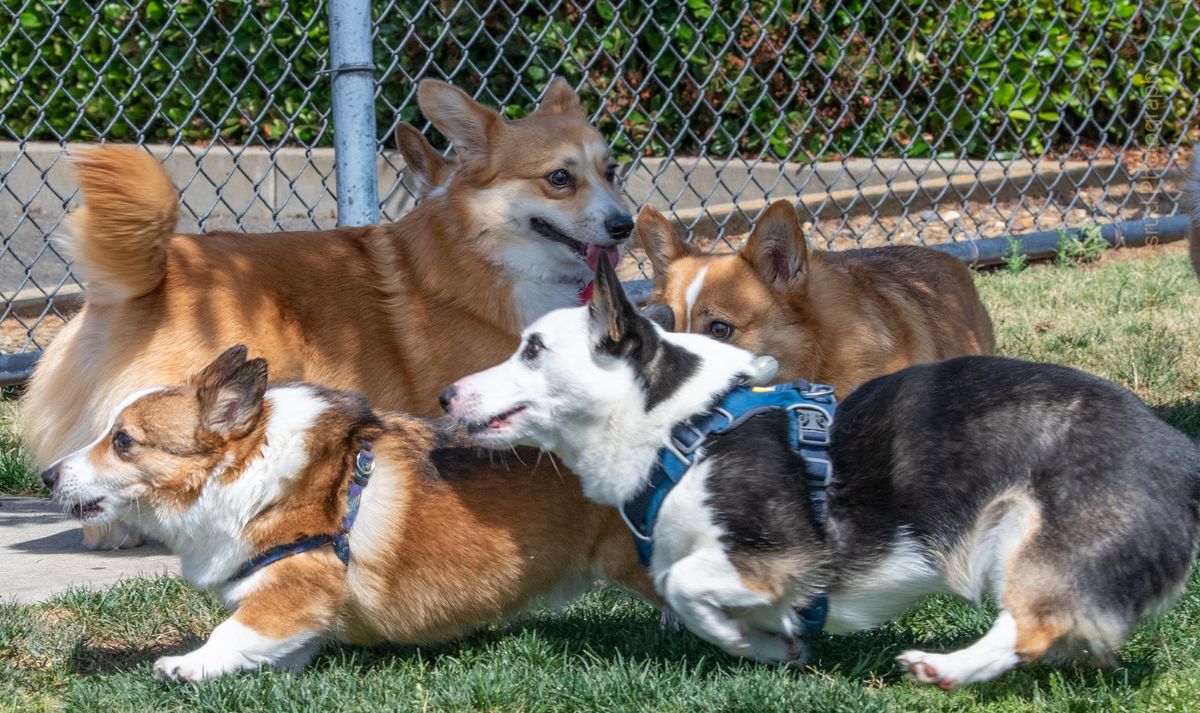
[589,251,640,355]
[741,201,808,290]
[394,122,453,199]
[195,354,268,439]
[534,77,586,119]
[190,345,249,390]
[417,80,501,166]
[636,205,699,292]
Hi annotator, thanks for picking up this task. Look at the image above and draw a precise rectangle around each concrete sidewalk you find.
[0,496,178,604]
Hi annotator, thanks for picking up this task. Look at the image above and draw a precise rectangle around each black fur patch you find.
[704,412,825,552]
[591,252,700,411]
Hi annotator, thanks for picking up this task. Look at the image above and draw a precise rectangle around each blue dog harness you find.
[619,379,837,634]
[227,441,376,582]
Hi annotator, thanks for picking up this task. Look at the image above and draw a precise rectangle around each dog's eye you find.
[547,169,572,189]
[605,165,617,183]
[522,334,544,361]
[112,430,134,453]
[708,321,734,341]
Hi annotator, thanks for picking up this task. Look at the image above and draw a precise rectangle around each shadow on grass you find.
[69,635,203,675]
[62,596,1160,698]
[1154,400,1200,438]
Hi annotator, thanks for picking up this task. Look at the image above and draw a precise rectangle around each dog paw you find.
[897,650,957,690]
[154,654,221,683]
[82,522,145,550]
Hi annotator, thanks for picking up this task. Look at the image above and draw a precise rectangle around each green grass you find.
[4,247,1200,711]
[0,398,38,496]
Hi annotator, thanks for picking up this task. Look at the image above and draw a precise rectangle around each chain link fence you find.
[2,1,1197,374]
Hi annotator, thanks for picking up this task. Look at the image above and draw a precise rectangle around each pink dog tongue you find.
[585,244,621,272]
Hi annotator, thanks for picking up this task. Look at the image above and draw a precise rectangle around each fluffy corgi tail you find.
[65,146,178,304]
[1187,154,1200,279]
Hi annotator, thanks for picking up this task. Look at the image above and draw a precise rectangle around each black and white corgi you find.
[442,254,1200,688]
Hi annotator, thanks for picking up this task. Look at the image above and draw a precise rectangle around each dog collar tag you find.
[744,355,779,386]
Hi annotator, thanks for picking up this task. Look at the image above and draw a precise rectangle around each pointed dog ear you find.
[417,80,502,166]
[589,251,640,355]
[394,122,453,198]
[194,353,268,440]
[636,205,699,293]
[740,200,809,291]
[189,345,249,391]
[533,77,587,119]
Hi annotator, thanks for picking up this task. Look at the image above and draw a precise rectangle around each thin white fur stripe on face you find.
[683,266,709,333]
[55,386,170,468]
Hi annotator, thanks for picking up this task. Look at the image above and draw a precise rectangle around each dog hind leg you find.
[897,610,1022,689]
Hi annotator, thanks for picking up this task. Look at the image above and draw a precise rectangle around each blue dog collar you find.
[228,441,375,583]
[619,378,836,635]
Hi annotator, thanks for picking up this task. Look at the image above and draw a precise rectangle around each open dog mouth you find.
[530,218,621,271]
[68,497,106,520]
[466,404,528,435]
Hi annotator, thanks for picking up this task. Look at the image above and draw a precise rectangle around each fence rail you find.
[1,1,1197,378]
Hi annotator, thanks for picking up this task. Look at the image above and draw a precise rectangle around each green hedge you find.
[3,1,1197,159]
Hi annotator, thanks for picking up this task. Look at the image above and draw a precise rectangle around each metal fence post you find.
[328,0,379,227]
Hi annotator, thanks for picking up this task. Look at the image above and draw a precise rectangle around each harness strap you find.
[227,440,375,583]
[619,379,836,635]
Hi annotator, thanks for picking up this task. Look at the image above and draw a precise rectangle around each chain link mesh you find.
[1,0,1197,359]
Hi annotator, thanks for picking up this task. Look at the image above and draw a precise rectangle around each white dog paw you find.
[82,522,145,550]
[154,654,222,683]
[897,650,957,690]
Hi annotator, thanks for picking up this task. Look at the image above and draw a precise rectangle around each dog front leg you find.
[153,614,321,682]
[660,551,790,662]
[155,554,346,682]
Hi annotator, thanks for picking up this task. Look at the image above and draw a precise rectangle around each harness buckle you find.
[670,423,708,455]
[353,442,375,483]
[789,404,833,447]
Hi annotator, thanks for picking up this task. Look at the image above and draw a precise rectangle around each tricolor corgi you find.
[444,254,1200,688]
[636,202,994,395]
[40,346,656,682]
[24,78,634,551]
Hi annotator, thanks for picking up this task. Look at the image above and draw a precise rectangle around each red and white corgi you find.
[40,346,656,681]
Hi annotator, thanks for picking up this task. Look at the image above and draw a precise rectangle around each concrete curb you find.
[0,496,178,604]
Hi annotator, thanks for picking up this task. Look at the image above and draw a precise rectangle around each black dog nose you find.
[439,385,458,414]
[40,465,60,491]
[640,303,675,331]
[605,213,634,241]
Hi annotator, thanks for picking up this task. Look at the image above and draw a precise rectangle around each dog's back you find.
[813,245,994,373]
[831,356,1200,643]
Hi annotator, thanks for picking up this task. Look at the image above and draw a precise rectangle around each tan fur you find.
[64,148,180,305]
[394,122,454,197]
[732,550,827,603]
[638,202,995,395]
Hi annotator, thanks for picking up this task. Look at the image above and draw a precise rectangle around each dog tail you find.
[64,146,178,304]
[1187,154,1200,280]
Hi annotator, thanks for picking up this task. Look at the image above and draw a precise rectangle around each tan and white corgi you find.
[636,202,994,395]
[39,346,655,681]
[24,78,634,550]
